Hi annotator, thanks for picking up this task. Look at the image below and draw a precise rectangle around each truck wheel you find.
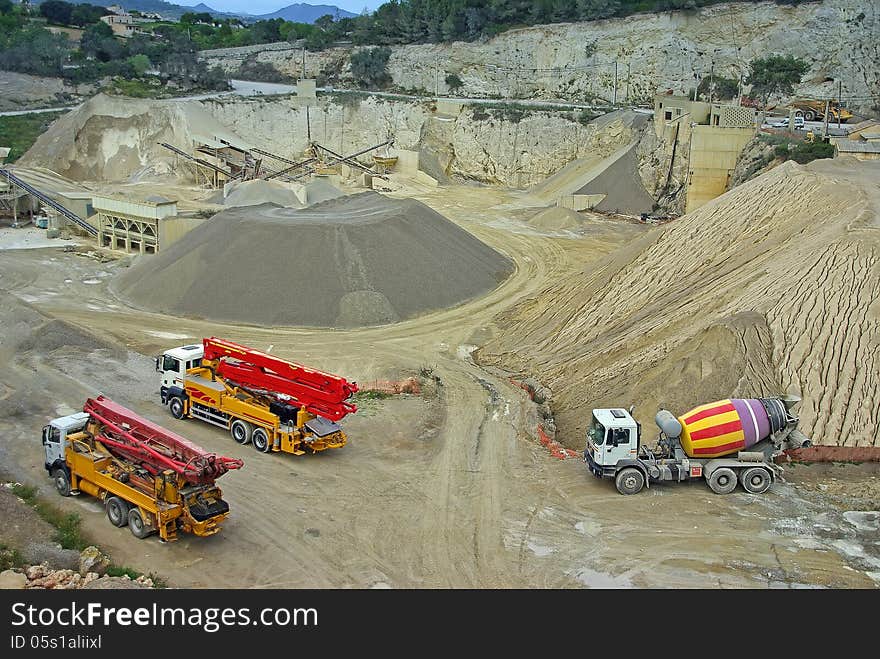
[707,467,738,495]
[169,397,186,420]
[804,110,815,121]
[106,496,129,527]
[52,468,71,497]
[128,508,153,539]
[615,467,645,495]
[251,427,272,453]
[741,467,772,494]
[230,419,253,445]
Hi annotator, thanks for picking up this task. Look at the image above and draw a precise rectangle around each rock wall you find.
[203,97,650,187]
[23,93,649,190]
[201,1,879,114]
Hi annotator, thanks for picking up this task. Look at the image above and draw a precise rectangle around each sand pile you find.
[19,94,248,182]
[479,158,880,448]
[528,207,584,231]
[222,179,303,209]
[113,191,513,327]
[530,144,654,216]
[576,145,654,215]
[300,178,343,206]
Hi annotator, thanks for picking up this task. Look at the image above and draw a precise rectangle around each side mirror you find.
[155,357,161,372]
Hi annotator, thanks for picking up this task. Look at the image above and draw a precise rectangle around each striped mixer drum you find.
[677,398,787,459]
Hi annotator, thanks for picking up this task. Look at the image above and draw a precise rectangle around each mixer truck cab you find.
[584,408,641,478]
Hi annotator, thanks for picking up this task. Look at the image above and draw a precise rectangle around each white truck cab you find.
[42,412,90,474]
[584,408,640,477]
[157,344,204,395]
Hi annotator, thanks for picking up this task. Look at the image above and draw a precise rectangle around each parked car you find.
[769,116,805,129]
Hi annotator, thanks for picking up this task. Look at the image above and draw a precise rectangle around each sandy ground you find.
[480,158,880,450]
[0,178,877,589]
[0,227,79,251]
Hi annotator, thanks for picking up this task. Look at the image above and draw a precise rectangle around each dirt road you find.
[1,183,877,588]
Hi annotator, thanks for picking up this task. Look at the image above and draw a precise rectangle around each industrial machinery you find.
[158,337,358,455]
[584,397,812,495]
[789,99,852,123]
[42,396,242,541]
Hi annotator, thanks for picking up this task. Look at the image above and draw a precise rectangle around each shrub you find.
[350,46,391,89]
[789,141,834,164]
[445,73,463,92]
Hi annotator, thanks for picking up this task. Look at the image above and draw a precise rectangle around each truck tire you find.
[804,110,815,121]
[707,467,738,495]
[106,496,129,527]
[615,467,645,495]
[128,508,153,539]
[252,427,272,453]
[52,468,71,497]
[169,397,186,420]
[741,467,772,494]
[230,419,253,445]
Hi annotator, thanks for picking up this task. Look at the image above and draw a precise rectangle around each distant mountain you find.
[255,4,356,22]
[189,3,222,12]
[28,0,358,23]
[28,0,245,21]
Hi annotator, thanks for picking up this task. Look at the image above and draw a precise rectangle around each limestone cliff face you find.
[21,93,644,191]
[202,1,878,114]
[210,97,644,188]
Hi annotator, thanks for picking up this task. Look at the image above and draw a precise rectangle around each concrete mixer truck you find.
[584,397,812,495]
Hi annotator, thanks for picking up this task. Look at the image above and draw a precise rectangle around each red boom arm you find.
[202,337,358,422]
[84,396,243,485]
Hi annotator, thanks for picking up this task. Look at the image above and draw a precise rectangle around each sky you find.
[175,0,386,16]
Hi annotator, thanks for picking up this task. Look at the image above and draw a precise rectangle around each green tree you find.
[70,4,108,28]
[80,21,121,62]
[350,46,391,88]
[0,0,14,15]
[181,12,214,25]
[251,19,284,44]
[697,75,740,101]
[127,53,150,75]
[445,72,463,92]
[39,0,73,25]
[314,14,335,30]
[746,55,809,106]
[0,25,69,75]
[304,28,332,51]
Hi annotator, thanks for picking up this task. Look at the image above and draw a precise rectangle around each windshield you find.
[588,416,606,446]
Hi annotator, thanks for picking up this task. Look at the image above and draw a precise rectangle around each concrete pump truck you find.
[157,337,358,456]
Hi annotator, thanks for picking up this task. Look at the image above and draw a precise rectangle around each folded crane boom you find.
[202,337,358,422]
[43,396,240,541]
[84,395,243,485]
[159,338,357,456]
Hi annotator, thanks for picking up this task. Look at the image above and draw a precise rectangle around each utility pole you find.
[737,69,743,106]
[626,62,631,103]
[301,48,306,81]
[709,60,714,103]
[822,99,830,139]
[838,80,843,129]
[613,60,618,105]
